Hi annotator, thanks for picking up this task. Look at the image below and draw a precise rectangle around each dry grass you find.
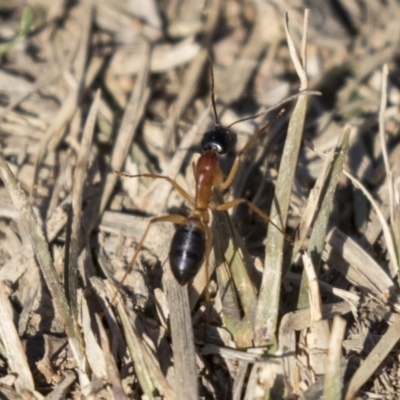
[0,1,399,399]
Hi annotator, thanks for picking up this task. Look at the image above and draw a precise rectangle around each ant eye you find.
[201,126,237,154]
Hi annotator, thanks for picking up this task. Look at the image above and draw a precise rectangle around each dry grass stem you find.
[1,1,400,398]
[67,89,100,318]
[323,316,347,400]
[0,153,86,370]
[0,282,35,394]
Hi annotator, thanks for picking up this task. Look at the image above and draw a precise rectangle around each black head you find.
[200,125,237,154]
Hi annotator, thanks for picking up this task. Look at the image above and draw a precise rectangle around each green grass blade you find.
[0,7,34,56]
[212,190,256,345]
[18,7,34,37]
[253,12,310,345]
[297,126,351,309]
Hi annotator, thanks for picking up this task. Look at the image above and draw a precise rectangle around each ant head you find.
[200,125,237,154]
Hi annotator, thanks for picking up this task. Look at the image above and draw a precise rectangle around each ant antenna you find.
[227,111,268,129]
[207,55,219,125]
[227,89,319,129]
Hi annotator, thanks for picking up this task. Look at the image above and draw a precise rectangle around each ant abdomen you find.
[169,219,206,285]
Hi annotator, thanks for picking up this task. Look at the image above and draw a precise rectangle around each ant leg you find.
[238,109,285,155]
[116,171,195,204]
[119,214,188,286]
[219,109,285,191]
[219,157,240,191]
[212,198,292,243]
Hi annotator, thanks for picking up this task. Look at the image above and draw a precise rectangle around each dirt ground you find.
[0,0,399,399]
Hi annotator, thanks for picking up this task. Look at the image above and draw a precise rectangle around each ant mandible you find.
[117,61,289,286]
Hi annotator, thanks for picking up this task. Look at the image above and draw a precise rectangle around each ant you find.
[117,61,296,286]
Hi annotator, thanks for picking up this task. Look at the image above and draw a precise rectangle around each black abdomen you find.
[169,221,206,285]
